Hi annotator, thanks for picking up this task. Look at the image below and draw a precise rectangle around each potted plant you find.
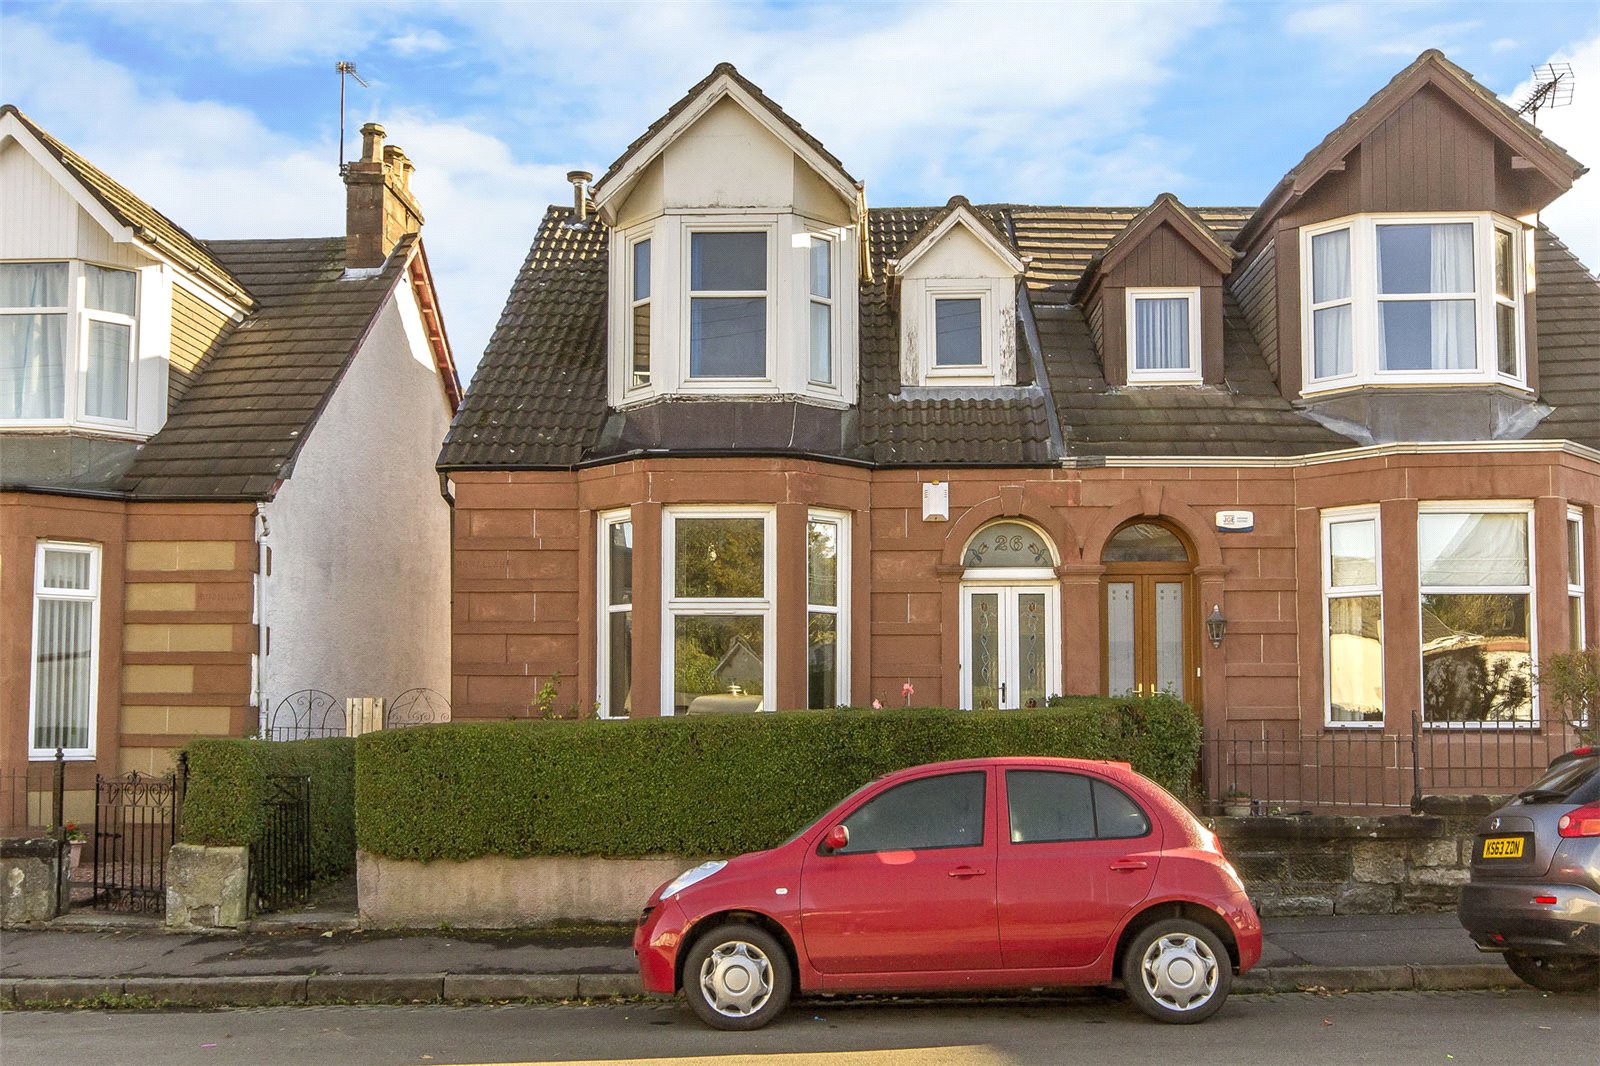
[59,823,88,878]
[1222,788,1253,817]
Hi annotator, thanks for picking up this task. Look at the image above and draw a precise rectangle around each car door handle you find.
[1109,859,1149,872]
[947,866,988,878]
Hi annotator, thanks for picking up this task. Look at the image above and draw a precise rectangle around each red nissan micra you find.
[635,757,1261,1029]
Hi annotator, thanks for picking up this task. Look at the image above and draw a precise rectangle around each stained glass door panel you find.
[1016,593,1047,708]
[969,592,1000,710]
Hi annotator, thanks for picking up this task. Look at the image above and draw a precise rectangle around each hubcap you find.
[1141,932,1218,1012]
[699,940,773,1018]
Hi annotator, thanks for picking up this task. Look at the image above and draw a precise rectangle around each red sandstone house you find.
[439,53,1598,805]
[1,109,459,832]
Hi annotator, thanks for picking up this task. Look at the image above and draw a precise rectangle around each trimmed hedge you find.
[181,737,356,880]
[356,696,1201,862]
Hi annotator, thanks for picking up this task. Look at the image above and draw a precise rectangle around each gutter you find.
[1004,208,1066,462]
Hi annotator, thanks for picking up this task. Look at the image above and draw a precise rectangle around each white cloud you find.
[1504,34,1600,272]
[388,28,451,57]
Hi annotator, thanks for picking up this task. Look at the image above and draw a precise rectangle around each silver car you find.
[1459,747,1599,992]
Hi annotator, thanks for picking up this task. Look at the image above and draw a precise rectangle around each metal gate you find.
[92,770,182,913]
[250,774,313,912]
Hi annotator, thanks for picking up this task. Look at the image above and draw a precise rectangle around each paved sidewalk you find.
[0,912,1510,1008]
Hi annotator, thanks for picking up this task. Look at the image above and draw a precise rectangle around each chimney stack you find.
[344,122,424,269]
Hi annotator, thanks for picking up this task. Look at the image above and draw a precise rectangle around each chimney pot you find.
[567,170,593,222]
[360,122,386,163]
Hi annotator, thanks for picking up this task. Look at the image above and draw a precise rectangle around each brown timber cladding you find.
[167,284,234,407]
[1232,240,1278,381]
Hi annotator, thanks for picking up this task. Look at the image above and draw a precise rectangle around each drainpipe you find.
[254,504,270,729]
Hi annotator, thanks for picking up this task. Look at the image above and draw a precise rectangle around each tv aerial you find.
[337,61,371,172]
[1516,62,1574,125]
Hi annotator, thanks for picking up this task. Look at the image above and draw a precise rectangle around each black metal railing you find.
[250,774,313,913]
[260,688,451,740]
[92,766,182,913]
[1,766,32,834]
[1201,710,1582,813]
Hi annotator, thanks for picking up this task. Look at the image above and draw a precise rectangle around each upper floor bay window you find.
[608,217,854,406]
[1301,215,1525,392]
[1,260,137,427]
[1126,287,1202,385]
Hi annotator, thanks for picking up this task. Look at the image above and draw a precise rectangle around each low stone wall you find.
[166,844,250,930]
[357,851,693,928]
[1215,797,1494,916]
[1,838,61,926]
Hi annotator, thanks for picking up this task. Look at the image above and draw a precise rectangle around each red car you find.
[635,757,1261,1029]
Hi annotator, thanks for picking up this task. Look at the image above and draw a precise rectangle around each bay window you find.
[628,239,651,390]
[598,512,633,718]
[1418,505,1535,726]
[808,237,833,386]
[1,260,137,426]
[1323,508,1384,725]
[807,512,849,708]
[1126,287,1202,384]
[1301,215,1524,391]
[663,509,774,715]
[1570,508,1587,653]
[29,542,101,758]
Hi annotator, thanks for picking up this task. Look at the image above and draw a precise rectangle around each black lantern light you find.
[1205,603,1227,647]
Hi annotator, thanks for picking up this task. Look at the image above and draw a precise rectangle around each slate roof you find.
[121,236,416,498]
[1,105,253,308]
[441,199,1599,470]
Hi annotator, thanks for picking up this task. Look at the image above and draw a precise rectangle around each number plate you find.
[1481,836,1524,859]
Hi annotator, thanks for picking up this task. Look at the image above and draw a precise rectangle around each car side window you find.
[834,771,986,854]
[1006,771,1151,844]
[1093,780,1152,840]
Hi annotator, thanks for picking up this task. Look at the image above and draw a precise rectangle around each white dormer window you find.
[688,230,768,380]
[933,295,984,371]
[1300,213,1526,393]
[2,260,138,428]
[1126,287,1201,385]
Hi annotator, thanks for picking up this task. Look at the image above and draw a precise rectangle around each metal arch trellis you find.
[385,688,451,729]
[264,689,343,741]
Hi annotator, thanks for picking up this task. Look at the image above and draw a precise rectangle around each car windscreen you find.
[1516,756,1598,804]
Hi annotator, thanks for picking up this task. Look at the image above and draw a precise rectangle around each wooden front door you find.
[1103,573,1193,701]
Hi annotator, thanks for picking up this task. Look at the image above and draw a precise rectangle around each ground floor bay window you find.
[663,508,775,715]
[1323,508,1384,725]
[29,541,101,757]
[1419,505,1535,726]
[807,511,849,709]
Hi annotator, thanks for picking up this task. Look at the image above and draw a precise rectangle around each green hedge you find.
[181,737,356,880]
[356,696,1200,862]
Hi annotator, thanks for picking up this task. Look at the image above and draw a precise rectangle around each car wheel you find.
[682,922,793,1031]
[1122,919,1232,1024]
[1503,951,1600,993]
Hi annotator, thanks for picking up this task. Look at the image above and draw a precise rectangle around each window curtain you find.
[1134,297,1189,370]
[1419,513,1528,586]
[1,264,68,419]
[1311,230,1352,377]
[1429,224,1474,370]
[85,321,131,420]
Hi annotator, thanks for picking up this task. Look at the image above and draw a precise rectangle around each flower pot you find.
[67,840,85,879]
[1222,800,1252,817]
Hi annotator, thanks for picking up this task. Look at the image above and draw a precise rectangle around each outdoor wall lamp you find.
[1206,603,1227,647]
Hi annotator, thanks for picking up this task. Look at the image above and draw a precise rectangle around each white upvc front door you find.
[960,582,1060,710]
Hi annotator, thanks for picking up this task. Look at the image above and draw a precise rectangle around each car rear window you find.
[1517,755,1598,804]
[1006,770,1152,844]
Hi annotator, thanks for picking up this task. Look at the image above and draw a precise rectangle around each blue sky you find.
[3,1,1596,381]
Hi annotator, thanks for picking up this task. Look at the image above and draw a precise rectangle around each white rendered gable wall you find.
[259,273,452,718]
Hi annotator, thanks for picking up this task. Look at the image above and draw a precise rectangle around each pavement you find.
[0,910,1516,1009]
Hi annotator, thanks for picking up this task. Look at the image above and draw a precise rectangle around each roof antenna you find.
[337,61,371,174]
[1516,62,1575,125]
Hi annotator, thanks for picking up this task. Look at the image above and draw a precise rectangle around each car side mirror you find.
[823,824,849,852]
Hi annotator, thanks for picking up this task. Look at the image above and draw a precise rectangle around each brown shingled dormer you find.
[344,122,424,270]
[1074,193,1233,387]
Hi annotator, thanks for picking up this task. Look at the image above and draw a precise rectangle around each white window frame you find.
[1569,507,1587,653]
[682,220,778,389]
[28,540,101,760]
[806,509,850,708]
[926,286,993,378]
[1125,286,1203,385]
[1,259,139,431]
[626,237,651,393]
[1299,214,1528,394]
[806,234,835,388]
[1321,506,1384,728]
[1418,500,1538,730]
[661,506,777,716]
[597,510,633,719]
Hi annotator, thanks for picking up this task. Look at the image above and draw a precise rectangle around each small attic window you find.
[934,297,983,368]
[1126,287,1201,384]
